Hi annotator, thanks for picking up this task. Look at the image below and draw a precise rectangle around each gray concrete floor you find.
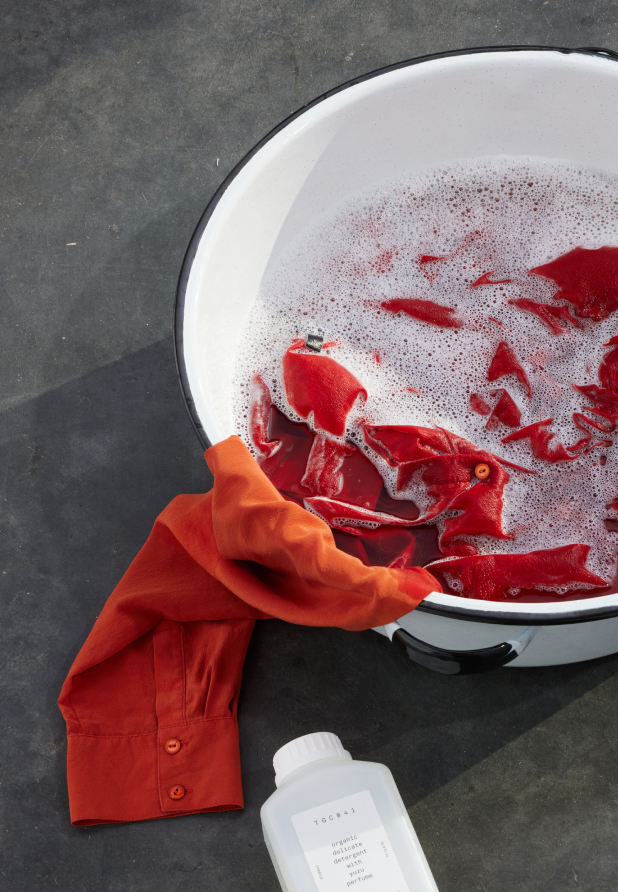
[2,2,618,890]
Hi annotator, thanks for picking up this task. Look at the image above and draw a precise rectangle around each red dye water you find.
[256,405,442,569]
[248,243,618,602]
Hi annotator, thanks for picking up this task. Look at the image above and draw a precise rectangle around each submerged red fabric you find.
[58,435,439,826]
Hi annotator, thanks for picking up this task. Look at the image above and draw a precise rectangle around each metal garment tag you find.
[305,332,324,352]
[291,789,411,891]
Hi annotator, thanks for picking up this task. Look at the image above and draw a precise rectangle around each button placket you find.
[154,621,191,811]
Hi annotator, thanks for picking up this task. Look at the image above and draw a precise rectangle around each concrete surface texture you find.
[2,1,618,890]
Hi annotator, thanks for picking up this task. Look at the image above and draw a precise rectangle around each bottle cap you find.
[273,732,352,786]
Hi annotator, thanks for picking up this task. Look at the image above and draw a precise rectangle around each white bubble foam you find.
[231,156,618,588]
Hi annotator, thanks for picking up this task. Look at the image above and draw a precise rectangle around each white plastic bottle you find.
[261,731,439,892]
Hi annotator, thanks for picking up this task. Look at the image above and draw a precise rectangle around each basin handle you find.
[383,623,536,675]
[574,46,618,61]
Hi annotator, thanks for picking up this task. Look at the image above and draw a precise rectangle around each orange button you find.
[168,785,185,800]
[165,738,182,755]
[474,462,491,480]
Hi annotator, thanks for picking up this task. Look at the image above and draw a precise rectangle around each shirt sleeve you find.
[58,436,440,825]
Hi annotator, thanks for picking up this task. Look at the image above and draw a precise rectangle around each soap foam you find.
[232,157,618,590]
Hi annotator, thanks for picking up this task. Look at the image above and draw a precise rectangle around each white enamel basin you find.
[176,48,618,666]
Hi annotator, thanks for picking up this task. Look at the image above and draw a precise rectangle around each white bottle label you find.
[291,789,411,891]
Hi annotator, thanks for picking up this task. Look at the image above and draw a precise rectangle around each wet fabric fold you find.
[58,435,439,826]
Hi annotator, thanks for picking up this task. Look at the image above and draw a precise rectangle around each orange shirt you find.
[58,436,439,825]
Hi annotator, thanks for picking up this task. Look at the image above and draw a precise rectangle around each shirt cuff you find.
[66,716,243,826]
